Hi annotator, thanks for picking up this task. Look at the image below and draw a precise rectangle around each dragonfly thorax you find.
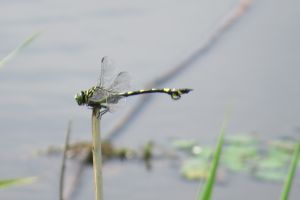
[75,86,110,107]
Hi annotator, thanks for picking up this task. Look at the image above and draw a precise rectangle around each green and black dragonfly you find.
[75,56,192,115]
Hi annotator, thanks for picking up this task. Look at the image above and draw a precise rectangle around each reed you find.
[91,107,103,200]
[197,107,231,200]
[279,134,300,200]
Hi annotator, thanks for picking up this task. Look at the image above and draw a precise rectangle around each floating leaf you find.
[172,139,198,150]
[253,169,287,182]
[268,140,296,155]
[256,156,286,169]
[181,158,210,180]
[221,142,258,172]
[225,134,260,146]
[267,147,292,163]
[222,157,249,172]
[192,146,213,158]
[223,145,259,159]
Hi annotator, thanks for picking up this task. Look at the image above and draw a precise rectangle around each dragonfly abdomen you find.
[118,88,193,100]
[120,88,169,96]
[82,86,106,106]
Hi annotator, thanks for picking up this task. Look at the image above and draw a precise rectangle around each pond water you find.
[1,0,300,199]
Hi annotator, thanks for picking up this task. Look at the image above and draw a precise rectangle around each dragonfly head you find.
[75,91,85,105]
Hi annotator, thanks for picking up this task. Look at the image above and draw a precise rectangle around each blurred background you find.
[0,0,300,199]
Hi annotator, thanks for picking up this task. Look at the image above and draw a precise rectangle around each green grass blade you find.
[0,176,38,189]
[279,135,300,200]
[0,29,44,69]
[198,107,231,200]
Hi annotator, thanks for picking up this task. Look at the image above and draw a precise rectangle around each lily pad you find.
[223,145,259,159]
[172,139,198,150]
[192,146,213,158]
[221,157,249,172]
[267,147,292,163]
[225,134,260,146]
[256,156,286,169]
[180,158,210,180]
[253,169,287,182]
[221,145,259,172]
[268,139,296,154]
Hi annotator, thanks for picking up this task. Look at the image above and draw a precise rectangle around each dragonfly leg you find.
[100,109,108,117]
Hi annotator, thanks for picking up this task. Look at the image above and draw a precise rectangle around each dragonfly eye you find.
[75,91,85,105]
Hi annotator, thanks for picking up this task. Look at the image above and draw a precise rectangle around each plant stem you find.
[59,118,72,200]
[91,107,103,200]
[279,135,300,200]
[198,107,231,200]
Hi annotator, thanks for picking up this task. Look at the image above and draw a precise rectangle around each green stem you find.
[198,107,231,200]
[91,107,103,200]
[59,118,72,200]
[279,135,300,200]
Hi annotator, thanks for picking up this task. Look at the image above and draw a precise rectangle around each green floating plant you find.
[253,169,287,182]
[181,158,210,180]
[222,145,259,172]
[256,156,286,169]
[172,139,198,150]
[192,146,214,158]
[225,134,261,146]
[269,139,297,154]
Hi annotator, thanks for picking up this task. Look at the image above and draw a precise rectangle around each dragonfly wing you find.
[106,71,132,93]
[107,95,127,113]
[89,87,109,102]
[97,56,116,88]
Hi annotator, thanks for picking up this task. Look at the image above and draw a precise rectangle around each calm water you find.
[1,0,300,199]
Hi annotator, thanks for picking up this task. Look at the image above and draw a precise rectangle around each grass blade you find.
[0,29,44,69]
[198,107,231,200]
[279,134,300,200]
[0,177,38,189]
[59,118,72,200]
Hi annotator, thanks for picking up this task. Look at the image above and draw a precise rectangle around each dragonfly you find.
[75,56,193,115]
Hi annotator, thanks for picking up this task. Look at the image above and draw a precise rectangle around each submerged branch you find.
[103,0,252,141]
